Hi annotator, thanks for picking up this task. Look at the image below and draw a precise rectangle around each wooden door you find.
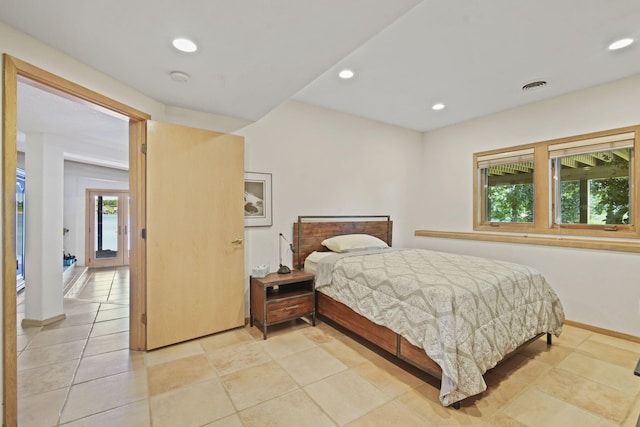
[146,121,244,350]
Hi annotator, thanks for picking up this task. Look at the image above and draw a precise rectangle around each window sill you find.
[474,223,638,239]
[415,230,640,253]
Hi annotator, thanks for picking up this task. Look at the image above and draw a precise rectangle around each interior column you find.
[22,133,66,326]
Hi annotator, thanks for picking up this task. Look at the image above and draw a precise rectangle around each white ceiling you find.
[295,1,640,131]
[16,82,130,169]
[4,0,640,159]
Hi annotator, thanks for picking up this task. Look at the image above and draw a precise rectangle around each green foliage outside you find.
[559,181,581,223]
[97,198,118,215]
[487,184,534,222]
[487,152,630,225]
[560,152,629,224]
[559,179,630,224]
[489,177,629,225]
[589,177,629,224]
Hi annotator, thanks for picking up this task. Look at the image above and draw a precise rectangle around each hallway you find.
[17,267,132,426]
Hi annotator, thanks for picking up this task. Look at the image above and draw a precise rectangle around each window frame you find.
[475,146,537,231]
[474,125,640,239]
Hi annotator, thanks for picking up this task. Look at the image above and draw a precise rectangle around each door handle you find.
[231,238,243,244]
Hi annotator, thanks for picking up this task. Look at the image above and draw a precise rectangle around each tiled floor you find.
[16,267,640,426]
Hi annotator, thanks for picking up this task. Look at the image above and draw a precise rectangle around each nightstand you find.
[250,270,316,339]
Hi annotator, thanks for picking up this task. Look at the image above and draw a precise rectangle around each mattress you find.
[303,251,335,274]
[313,248,565,406]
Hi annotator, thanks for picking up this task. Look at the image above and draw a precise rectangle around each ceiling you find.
[16,82,130,169]
[3,0,640,163]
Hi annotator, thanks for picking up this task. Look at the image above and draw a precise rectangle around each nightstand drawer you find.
[267,294,314,323]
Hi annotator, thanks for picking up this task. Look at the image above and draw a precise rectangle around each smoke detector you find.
[170,71,190,83]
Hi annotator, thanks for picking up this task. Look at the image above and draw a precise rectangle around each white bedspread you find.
[314,248,565,406]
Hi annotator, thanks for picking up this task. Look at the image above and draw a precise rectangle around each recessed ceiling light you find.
[608,38,634,50]
[432,103,445,111]
[338,69,355,79]
[169,71,190,82]
[172,38,198,53]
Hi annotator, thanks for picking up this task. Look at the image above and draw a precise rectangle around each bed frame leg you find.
[546,333,552,346]
[452,402,460,410]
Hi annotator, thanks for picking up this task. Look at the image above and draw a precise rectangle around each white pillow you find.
[305,251,335,263]
[321,234,388,253]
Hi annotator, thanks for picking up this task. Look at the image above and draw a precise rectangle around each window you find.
[551,132,633,228]
[16,168,25,292]
[474,126,639,238]
[477,149,534,225]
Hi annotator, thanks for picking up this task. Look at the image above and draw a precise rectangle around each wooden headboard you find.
[292,215,392,269]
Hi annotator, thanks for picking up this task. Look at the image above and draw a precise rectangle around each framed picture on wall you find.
[244,172,272,227]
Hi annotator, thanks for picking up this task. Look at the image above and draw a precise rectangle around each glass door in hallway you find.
[86,190,130,267]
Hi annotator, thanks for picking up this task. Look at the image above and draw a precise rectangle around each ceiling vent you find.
[522,80,547,91]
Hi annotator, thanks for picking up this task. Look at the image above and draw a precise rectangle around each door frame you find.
[2,54,150,427]
[85,189,131,268]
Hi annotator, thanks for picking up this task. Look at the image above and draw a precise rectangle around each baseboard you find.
[21,313,66,327]
[64,266,89,298]
[565,319,640,343]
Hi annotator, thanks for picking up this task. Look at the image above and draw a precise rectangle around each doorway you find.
[3,54,149,427]
[86,190,130,268]
[3,54,245,426]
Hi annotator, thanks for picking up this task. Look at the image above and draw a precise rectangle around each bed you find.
[293,215,565,408]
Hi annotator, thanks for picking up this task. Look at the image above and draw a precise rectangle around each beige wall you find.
[238,100,424,308]
[415,74,640,337]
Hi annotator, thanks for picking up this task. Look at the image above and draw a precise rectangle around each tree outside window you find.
[556,149,630,225]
